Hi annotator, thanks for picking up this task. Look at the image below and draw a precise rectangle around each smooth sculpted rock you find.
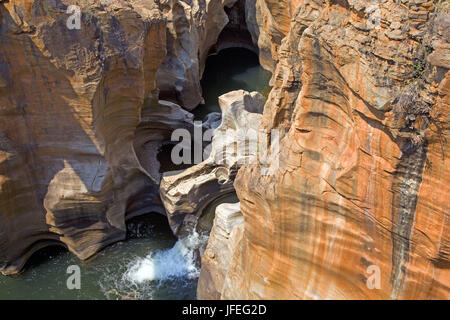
[160,90,264,236]
[134,99,195,185]
[2,0,449,300]
[0,0,169,275]
[245,0,302,73]
[156,0,239,110]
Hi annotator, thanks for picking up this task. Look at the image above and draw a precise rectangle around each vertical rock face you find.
[0,0,233,275]
[245,0,302,72]
[1,0,449,300]
[199,0,450,299]
[197,202,243,300]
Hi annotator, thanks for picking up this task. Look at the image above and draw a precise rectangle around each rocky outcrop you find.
[160,90,264,236]
[197,202,243,299]
[245,0,302,72]
[199,0,450,300]
[0,0,234,275]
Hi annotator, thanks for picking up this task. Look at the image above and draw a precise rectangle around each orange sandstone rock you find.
[0,0,232,275]
[199,0,450,300]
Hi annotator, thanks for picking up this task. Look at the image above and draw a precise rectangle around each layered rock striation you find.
[1,0,449,301]
[198,201,244,299]
[199,0,450,300]
[0,0,167,275]
[156,0,240,109]
[160,90,264,236]
[0,0,239,275]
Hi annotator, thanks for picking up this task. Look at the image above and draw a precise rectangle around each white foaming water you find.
[125,232,207,284]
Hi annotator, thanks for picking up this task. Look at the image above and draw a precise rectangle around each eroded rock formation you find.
[156,0,240,109]
[197,201,243,299]
[0,0,166,275]
[1,0,449,301]
[0,0,237,275]
[199,0,450,300]
[160,90,264,236]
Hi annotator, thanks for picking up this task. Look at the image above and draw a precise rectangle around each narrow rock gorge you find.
[0,0,449,300]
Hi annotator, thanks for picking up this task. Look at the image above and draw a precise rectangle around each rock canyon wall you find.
[1,0,449,301]
[0,0,237,275]
[199,0,450,299]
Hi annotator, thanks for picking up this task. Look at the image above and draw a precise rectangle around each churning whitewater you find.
[125,232,208,283]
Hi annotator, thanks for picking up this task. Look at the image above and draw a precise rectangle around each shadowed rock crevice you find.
[160,90,264,237]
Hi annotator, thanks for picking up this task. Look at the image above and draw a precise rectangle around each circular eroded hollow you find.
[215,167,231,185]
[196,192,240,234]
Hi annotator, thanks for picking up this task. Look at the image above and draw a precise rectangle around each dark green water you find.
[0,47,270,300]
[0,215,201,300]
[193,47,272,121]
